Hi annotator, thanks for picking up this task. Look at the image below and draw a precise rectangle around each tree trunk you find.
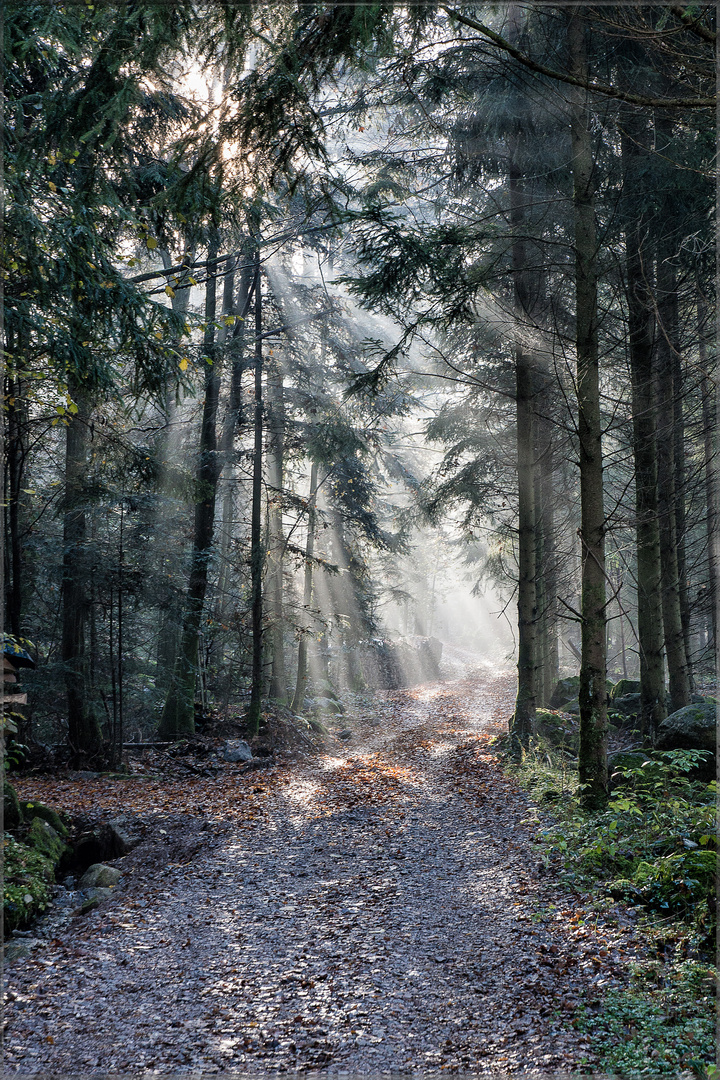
[154,248,192,693]
[247,245,265,735]
[568,13,607,806]
[291,461,319,714]
[4,324,32,639]
[535,407,558,706]
[621,121,667,741]
[5,367,27,638]
[62,386,104,761]
[215,249,255,643]
[267,353,287,703]
[158,237,223,739]
[698,296,717,653]
[654,215,691,711]
[509,163,536,747]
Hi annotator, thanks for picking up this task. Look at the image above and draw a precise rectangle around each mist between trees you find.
[4,2,716,808]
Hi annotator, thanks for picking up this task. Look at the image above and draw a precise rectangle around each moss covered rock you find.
[549,676,580,709]
[79,863,121,889]
[3,782,23,831]
[656,703,716,754]
[535,708,578,747]
[20,801,68,838]
[27,816,69,863]
[610,678,641,701]
[3,833,54,936]
[608,693,641,718]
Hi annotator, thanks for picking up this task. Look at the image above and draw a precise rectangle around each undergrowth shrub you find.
[573,959,717,1078]
[501,737,717,1079]
[510,741,717,938]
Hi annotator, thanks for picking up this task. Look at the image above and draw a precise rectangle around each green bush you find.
[3,832,54,936]
[573,960,716,1078]
[508,745,717,936]
[504,741,717,1079]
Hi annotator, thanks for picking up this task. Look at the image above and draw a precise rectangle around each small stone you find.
[84,886,113,903]
[221,740,253,763]
[338,730,353,741]
[79,863,122,889]
[107,817,140,850]
[5,941,32,962]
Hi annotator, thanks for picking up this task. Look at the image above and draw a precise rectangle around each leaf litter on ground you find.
[5,662,654,1076]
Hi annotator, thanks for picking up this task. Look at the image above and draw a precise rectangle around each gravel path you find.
[4,667,614,1076]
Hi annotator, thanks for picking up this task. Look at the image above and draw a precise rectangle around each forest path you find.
[5,666,613,1076]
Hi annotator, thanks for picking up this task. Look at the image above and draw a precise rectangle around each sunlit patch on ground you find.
[317,758,422,806]
[408,683,446,703]
[318,755,350,771]
[282,778,320,805]
[424,739,455,758]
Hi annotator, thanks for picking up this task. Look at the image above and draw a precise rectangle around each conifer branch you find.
[442,7,715,109]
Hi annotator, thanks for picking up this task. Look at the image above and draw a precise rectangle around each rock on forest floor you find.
[5,664,641,1077]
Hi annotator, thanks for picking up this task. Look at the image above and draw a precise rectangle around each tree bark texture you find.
[568,13,607,806]
[509,163,537,747]
[158,238,223,739]
[4,361,28,639]
[215,248,255,644]
[266,354,287,703]
[291,461,319,714]
[654,215,692,710]
[622,121,667,740]
[247,246,265,735]
[535,403,559,706]
[62,386,104,760]
[698,297,718,653]
[154,249,193,693]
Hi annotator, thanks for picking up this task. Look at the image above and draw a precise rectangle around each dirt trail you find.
[5,667,611,1075]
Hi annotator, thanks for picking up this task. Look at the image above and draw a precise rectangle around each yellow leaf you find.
[48,181,57,192]
[22,489,35,495]
[154,331,163,340]
[82,341,91,346]
[179,358,189,371]
[69,403,78,414]
[165,285,175,298]
[56,405,65,415]
[188,277,197,286]
[224,315,235,326]
[146,237,158,250]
